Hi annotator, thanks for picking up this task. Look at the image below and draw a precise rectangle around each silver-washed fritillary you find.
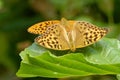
[28,18,109,51]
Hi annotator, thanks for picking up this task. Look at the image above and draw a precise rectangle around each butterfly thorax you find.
[61,18,76,51]
[67,29,76,51]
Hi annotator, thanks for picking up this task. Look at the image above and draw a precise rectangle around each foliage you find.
[0,0,120,80]
[17,38,120,79]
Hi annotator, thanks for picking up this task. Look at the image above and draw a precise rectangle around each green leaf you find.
[84,38,120,64]
[16,38,120,78]
[117,74,120,80]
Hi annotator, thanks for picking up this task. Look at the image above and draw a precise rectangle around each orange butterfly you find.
[28,18,109,51]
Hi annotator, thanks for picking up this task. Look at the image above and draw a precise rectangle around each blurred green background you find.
[0,0,120,80]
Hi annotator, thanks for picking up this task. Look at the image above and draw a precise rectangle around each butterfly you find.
[28,18,109,51]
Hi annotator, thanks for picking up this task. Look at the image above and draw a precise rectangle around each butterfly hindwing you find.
[35,24,70,50]
[74,21,108,48]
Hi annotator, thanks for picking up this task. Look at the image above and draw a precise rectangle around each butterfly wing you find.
[28,20,60,34]
[74,21,109,48]
[35,24,70,50]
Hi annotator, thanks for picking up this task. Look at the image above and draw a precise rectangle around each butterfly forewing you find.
[35,24,70,50]
[28,20,60,34]
[74,21,109,48]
